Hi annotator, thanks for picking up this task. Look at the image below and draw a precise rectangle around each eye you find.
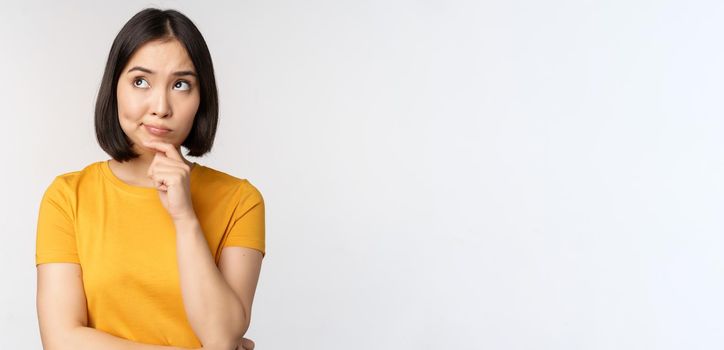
[133,78,150,88]
[174,81,191,91]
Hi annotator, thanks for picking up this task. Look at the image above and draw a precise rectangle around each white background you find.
[1,0,723,349]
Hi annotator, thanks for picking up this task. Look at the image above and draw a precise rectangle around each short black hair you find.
[95,8,218,161]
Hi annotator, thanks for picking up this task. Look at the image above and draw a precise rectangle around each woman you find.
[35,8,263,350]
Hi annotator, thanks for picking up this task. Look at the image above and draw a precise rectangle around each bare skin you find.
[110,37,198,187]
[113,38,256,350]
[38,37,257,350]
[111,38,256,350]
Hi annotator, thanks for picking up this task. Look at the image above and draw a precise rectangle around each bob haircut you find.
[95,8,218,161]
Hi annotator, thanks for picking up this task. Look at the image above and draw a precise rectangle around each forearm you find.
[174,217,246,350]
[60,326,190,350]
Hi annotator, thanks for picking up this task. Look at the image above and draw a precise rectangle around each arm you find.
[174,217,249,350]
[141,142,263,349]
[216,246,262,337]
[36,263,192,350]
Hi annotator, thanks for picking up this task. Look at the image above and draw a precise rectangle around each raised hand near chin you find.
[142,140,196,222]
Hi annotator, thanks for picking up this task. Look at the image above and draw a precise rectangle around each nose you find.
[150,88,171,118]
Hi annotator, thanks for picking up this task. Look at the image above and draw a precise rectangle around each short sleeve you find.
[223,181,265,258]
[35,177,79,265]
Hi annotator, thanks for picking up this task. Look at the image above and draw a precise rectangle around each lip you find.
[144,124,172,136]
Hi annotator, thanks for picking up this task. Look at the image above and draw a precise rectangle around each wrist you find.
[173,214,200,228]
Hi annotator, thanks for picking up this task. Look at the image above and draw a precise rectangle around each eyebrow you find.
[126,66,197,77]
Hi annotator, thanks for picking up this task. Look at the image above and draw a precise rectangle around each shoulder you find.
[44,161,105,193]
[195,165,264,214]
[38,162,99,218]
[196,164,263,198]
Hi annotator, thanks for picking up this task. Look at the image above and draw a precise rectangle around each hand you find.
[142,140,196,221]
[237,337,255,350]
[196,337,254,350]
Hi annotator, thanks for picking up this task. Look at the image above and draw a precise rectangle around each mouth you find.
[143,124,172,136]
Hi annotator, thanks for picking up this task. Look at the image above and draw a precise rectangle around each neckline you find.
[100,159,202,196]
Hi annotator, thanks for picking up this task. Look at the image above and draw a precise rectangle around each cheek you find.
[177,93,201,120]
[116,87,145,121]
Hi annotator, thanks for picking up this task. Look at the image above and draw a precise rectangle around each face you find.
[116,38,200,155]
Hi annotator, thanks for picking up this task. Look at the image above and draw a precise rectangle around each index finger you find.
[142,140,183,162]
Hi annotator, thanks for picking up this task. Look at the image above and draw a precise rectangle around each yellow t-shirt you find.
[35,160,265,348]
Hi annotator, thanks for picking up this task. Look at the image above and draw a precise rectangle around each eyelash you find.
[132,77,192,91]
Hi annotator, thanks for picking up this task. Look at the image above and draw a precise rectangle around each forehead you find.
[124,38,195,73]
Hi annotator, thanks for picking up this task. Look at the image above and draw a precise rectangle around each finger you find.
[152,176,167,191]
[141,140,183,162]
[236,338,251,350]
[147,154,162,177]
[147,156,185,179]
[147,168,183,191]
[147,164,187,182]
[150,155,191,172]
[241,338,255,350]
[145,141,180,161]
